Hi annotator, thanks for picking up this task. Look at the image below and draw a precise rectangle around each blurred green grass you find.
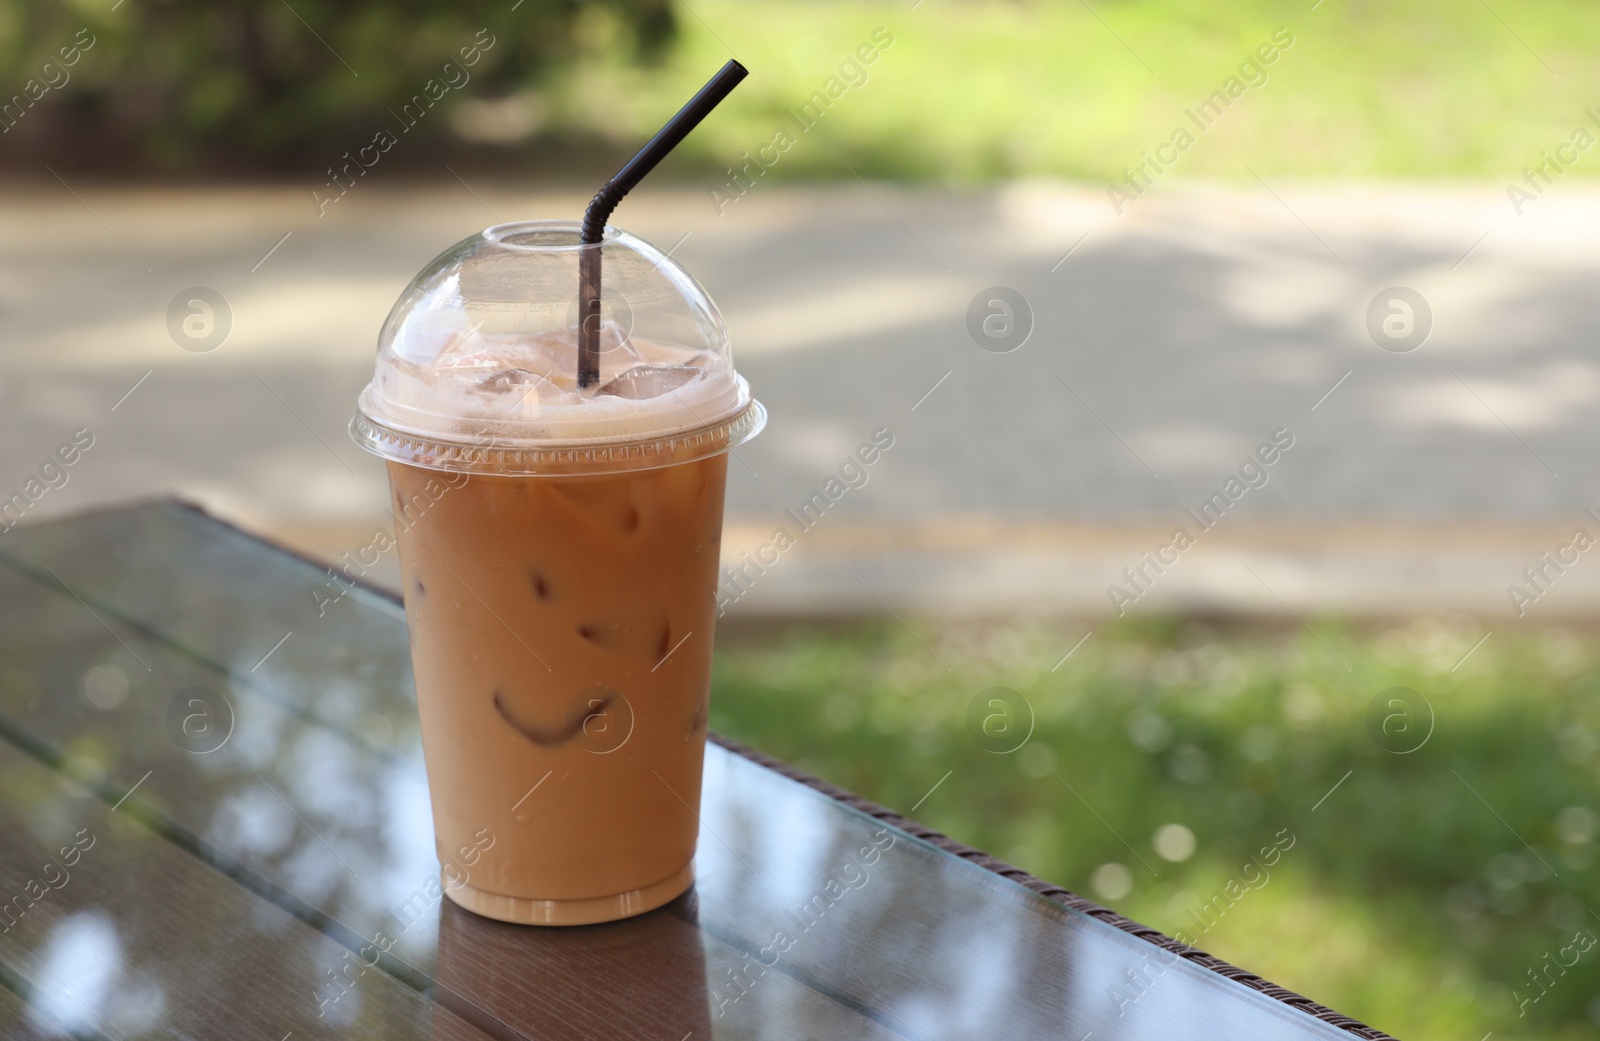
[553,0,1600,181]
[709,617,1600,1041]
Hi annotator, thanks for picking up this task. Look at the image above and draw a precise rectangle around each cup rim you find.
[482,220,621,253]
[350,397,767,477]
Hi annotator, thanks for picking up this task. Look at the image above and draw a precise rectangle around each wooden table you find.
[0,501,1392,1040]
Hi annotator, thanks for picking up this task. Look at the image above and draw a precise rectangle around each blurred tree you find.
[0,0,674,170]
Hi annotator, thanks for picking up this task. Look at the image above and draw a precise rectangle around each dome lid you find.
[351,220,761,475]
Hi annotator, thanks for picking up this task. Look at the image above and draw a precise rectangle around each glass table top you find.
[0,501,1361,1040]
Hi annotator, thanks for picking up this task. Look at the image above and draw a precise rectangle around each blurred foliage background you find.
[0,0,673,170]
[712,619,1600,1041]
[5,0,1600,178]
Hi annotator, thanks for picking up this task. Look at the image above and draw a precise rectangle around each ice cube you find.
[597,364,701,400]
[477,368,542,392]
[591,322,644,383]
[472,368,580,408]
[391,306,471,365]
[436,329,567,379]
[443,332,565,382]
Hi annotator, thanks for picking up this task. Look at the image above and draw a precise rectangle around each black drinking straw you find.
[578,59,748,390]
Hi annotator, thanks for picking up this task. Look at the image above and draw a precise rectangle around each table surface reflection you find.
[0,501,1373,1040]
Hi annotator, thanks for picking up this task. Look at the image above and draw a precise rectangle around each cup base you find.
[442,862,695,926]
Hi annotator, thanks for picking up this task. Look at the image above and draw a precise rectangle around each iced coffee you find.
[352,221,763,924]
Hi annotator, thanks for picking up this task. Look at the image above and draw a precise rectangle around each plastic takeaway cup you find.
[350,220,763,925]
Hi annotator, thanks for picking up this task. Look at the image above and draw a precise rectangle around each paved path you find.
[3,180,1599,618]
